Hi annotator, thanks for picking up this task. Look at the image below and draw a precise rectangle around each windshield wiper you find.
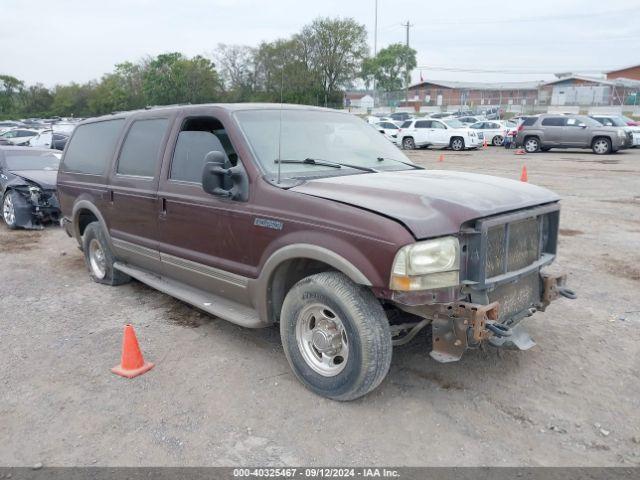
[376,157,424,170]
[275,158,378,173]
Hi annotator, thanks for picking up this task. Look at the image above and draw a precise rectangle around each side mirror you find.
[580,124,587,129]
[201,151,248,201]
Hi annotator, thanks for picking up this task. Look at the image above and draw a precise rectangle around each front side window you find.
[444,119,463,128]
[117,118,169,177]
[170,116,238,183]
[432,121,446,129]
[63,119,125,175]
[235,109,412,178]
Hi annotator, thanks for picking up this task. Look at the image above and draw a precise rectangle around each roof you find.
[81,103,340,124]
[408,80,543,90]
[542,75,640,87]
[606,64,640,74]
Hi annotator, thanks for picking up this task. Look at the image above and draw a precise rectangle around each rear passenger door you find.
[107,115,173,274]
[413,120,431,145]
[540,117,566,145]
[563,117,590,147]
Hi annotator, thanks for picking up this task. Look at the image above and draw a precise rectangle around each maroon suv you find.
[57,104,574,400]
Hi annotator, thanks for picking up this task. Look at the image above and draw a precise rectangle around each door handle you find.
[160,198,167,216]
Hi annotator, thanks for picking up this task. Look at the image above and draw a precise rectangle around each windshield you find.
[596,116,627,127]
[577,116,605,127]
[4,151,60,171]
[235,109,413,177]
[444,119,464,128]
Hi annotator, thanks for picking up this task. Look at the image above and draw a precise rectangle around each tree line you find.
[0,17,417,120]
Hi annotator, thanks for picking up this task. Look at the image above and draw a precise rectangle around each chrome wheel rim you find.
[295,303,349,377]
[525,139,538,152]
[88,238,107,279]
[593,139,608,154]
[3,194,15,226]
[493,135,503,146]
[452,139,463,150]
[403,138,414,149]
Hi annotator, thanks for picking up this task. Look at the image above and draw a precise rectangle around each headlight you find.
[28,185,42,203]
[390,236,460,291]
[618,129,626,138]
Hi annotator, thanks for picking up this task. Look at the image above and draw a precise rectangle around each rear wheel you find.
[450,137,465,151]
[280,272,392,401]
[524,137,540,153]
[82,222,131,286]
[592,137,611,155]
[492,135,504,146]
[402,137,415,150]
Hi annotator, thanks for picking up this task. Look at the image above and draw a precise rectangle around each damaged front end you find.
[6,184,60,229]
[391,203,576,362]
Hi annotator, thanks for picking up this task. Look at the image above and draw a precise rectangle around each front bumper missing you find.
[404,272,574,363]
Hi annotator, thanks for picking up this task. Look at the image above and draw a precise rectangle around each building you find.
[344,92,374,110]
[606,64,640,81]
[540,74,640,106]
[405,80,541,108]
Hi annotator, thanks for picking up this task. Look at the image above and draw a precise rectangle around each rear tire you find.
[592,137,612,155]
[492,135,504,146]
[280,272,392,401]
[402,137,415,150]
[82,222,131,286]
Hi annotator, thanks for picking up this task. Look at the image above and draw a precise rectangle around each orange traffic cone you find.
[520,165,528,182]
[438,153,444,162]
[515,149,526,155]
[482,138,488,149]
[111,324,154,378]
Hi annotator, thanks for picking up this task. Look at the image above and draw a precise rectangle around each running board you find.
[113,262,263,328]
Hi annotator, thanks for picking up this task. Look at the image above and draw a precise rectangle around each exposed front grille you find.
[486,217,540,278]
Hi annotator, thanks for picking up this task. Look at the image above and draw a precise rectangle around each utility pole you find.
[373,0,378,109]
[401,20,413,106]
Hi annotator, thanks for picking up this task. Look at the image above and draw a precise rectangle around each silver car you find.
[516,114,632,154]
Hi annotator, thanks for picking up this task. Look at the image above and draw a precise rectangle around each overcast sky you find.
[2,0,639,87]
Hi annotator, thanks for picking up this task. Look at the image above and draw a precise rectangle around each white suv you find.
[397,118,480,150]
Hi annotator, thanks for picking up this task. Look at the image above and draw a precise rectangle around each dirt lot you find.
[1,146,639,467]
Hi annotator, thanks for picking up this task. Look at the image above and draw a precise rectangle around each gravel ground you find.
[1,146,639,467]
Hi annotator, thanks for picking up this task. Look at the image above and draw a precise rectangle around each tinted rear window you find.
[521,117,537,126]
[62,119,125,174]
[541,117,565,126]
[400,120,412,128]
[117,118,169,177]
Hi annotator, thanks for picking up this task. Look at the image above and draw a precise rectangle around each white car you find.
[468,120,514,146]
[397,118,481,150]
[0,128,41,146]
[591,115,640,147]
[0,121,22,134]
[374,121,401,144]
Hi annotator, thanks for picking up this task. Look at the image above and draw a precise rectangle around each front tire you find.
[592,137,611,155]
[450,137,465,151]
[82,222,131,286]
[492,135,504,146]
[280,272,392,401]
[2,191,20,229]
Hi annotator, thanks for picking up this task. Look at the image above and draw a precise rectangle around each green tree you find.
[0,75,24,115]
[19,84,54,116]
[301,17,368,106]
[143,53,222,106]
[362,43,417,92]
[51,82,95,117]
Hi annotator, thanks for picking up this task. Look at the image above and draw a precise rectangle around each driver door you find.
[157,112,254,298]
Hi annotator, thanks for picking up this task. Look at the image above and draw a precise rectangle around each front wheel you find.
[280,272,392,401]
[592,137,612,155]
[2,191,20,229]
[450,137,465,151]
[492,135,504,146]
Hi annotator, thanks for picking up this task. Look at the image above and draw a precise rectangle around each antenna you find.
[277,54,285,184]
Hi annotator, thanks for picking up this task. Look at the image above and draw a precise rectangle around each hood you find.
[291,170,560,239]
[10,169,58,189]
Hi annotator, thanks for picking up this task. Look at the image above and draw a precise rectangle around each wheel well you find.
[449,136,463,144]
[76,209,98,236]
[524,135,539,142]
[268,258,337,324]
[592,135,611,146]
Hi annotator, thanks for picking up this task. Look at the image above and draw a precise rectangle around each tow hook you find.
[485,321,512,337]
[558,286,577,299]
